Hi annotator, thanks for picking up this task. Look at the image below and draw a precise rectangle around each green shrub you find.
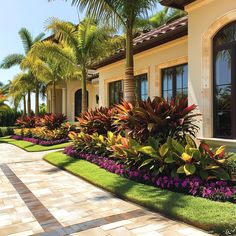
[0,127,14,137]
[0,109,21,126]
[224,156,236,179]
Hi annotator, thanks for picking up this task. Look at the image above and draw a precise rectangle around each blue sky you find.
[0,1,162,109]
[0,0,81,85]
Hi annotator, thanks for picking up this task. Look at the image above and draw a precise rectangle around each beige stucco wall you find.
[46,80,99,121]
[186,0,236,139]
[98,37,188,107]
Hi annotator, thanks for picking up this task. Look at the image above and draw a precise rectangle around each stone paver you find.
[0,143,212,236]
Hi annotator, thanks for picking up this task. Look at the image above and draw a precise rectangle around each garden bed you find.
[0,136,70,152]
[64,146,236,203]
[43,151,236,235]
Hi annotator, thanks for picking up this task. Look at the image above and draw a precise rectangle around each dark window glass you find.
[213,22,236,139]
[135,74,148,101]
[109,80,123,106]
[162,64,188,102]
[214,23,236,47]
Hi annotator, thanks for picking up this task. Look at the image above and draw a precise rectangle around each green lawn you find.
[43,151,236,235]
[0,136,70,152]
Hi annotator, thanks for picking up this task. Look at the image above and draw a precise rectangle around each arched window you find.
[213,22,236,138]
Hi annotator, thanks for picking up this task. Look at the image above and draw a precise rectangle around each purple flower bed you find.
[11,135,69,146]
[64,145,236,203]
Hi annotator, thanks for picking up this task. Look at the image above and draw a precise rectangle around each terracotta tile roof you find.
[94,16,188,69]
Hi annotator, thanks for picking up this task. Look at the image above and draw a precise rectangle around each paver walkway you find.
[0,143,212,236]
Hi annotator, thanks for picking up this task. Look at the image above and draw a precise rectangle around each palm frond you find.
[46,18,79,57]
[0,54,25,69]
[33,32,46,43]
[18,28,34,54]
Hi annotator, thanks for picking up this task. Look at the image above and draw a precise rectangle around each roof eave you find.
[160,0,196,10]
[93,25,188,70]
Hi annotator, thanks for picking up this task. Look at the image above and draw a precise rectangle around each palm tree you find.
[0,93,10,113]
[9,73,34,116]
[22,43,77,113]
[0,28,45,115]
[50,0,157,103]
[32,18,112,112]
[149,7,186,28]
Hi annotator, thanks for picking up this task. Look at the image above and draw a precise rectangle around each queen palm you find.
[0,28,45,115]
[9,73,30,115]
[57,0,158,103]
[32,18,112,112]
[22,44,78,113]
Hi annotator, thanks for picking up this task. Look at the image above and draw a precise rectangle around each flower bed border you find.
[11,135,69,146]
[64,146,236,203]
[0,136,70,152]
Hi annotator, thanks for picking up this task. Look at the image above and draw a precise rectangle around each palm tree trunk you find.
[35,85,39,116]
[123,24,136,103]
[82,67,88,113]
[52,80,56,114]
[27,90,31,116]
[23,95,26,116]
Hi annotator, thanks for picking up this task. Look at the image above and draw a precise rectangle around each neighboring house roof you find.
[160,0,196,10]
[93,16,188,69]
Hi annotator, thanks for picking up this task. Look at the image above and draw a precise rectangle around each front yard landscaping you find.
[42,97,236,235]
[44,151,236,235]
[0,113,74,151]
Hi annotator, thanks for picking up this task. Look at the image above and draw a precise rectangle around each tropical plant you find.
[114,97,200,142]
[0,28,45,115]
[31,18,112,113]
[21,47,76,113]
[9,73,33,116]
[77,107,117,135]
[0,90,9,112]
[41,113,68,130]
[15,116,36,128]
[110,133,231,180]
[58,0,158,103]
[149,7,186,29]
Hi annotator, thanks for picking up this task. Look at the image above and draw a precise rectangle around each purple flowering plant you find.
[64,145,236,203]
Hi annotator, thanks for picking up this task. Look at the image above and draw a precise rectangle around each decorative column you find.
[62,88,67,115]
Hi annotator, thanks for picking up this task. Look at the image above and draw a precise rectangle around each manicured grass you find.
[0,136,70,152]
[43,151,236,235]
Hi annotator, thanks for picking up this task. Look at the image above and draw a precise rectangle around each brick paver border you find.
[0,164,149,236]
[0,164,63,232]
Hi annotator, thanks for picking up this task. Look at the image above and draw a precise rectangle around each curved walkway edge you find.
[0,143,211,236]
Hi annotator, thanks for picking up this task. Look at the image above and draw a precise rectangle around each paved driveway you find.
[0,143,212,236]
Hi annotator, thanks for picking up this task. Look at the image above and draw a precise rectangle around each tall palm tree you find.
[22,44,77,113]
[9,73,34,116]
[50,0,157,103]
[32,18,112,112]
[0,28,45,115]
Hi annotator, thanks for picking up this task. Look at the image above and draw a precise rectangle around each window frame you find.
[108,80,123,107]
[213,21,236,139]
[135,73,148,101]
[161,63,188,101]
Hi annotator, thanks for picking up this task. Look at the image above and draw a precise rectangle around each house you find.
[46,0,236,149]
